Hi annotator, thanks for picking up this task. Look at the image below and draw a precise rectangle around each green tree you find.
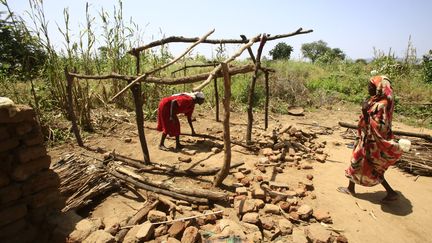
[269,42,293,60]
[422,50,432,83]
[301,40,329,63]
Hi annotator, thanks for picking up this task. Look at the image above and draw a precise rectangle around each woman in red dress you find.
[157,91,205,150]
[338,75,404,202]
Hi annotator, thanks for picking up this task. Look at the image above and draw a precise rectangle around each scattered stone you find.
[69,218,104,242]
[274,166,284,173]
[198,205,209,212]
[124,137,132,143]
[263,228,281,241]
[255,175,264,182]
[83,230,115,243]
[295,188,306,197]
[292,227,308,243]
[181,226,200,243]
[289,212,300,221]
[167,237,181,243]
[147,210,167,223]
[234,199,256,215]
[217,219,247,239]
[154,224,168,237]
[253,199,265,209]
[313,209,333,223]
[168,221,185,238]
[211,147,221,154]
[136,222,155,241]
[263,204,281,215]
[304,224,332,243]
[306,174,314,180]
[285,190,297,198]
[240,222,260,233]
[269,155,279,162]
[257,166,266,173]
[280,202,291,212]
[336,235,349,243]
[260,217,275,230]
[178,156,192,163]
[316,154,327,163]
[278,218,293,236]
[181,149,197,156]
[310,193,317,200]
[252,188,266,200]
[258,157,269,164]
[235,187,248,196]
[301,164,313,170]
[269,181,289,189]
[240,177,251,187]
[297,204,313,220]
[262,148,274,156]
[233,172,245,180]
[242,212,260,225]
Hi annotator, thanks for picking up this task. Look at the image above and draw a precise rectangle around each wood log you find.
[214,77,220,122]
[112,165,228,201]
[171,63,218,75]
[112,152,244,176]
[214,63,232,187]
[108,169,208,204]
[264,71,270,130]
[338,121,432,141]
[116,199,159,242]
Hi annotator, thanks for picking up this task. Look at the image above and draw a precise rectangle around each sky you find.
[3,0,432,60]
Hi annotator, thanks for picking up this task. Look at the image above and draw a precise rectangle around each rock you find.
[260,217,275,230]
[254,199,265,209]
[295,188,306,197]
[181,149,197,156]
[297,204,313,220]
[217,219,246,239]
[289,212,300,221]
[252,187,266,200]
[69,218,104,242]
[301,164,313,170]
[240,177,251,187]
[211,147,221,154]
[263,204,281,215]
[242,168,251,174]
[167,237,182,243]
[269,155,279,162]
[168,221,185,238]
[278,218,293,236]
[233,172,245,180]
[203,210,217,224]
[235,187,248,196]
[240,222,260,233]
[83,230,115,243]
[258,157,269,164]
[234,199,256,215]
[336,235,349,243]
[263,228,281,241]
[124,137,132,143]
[304,223,332,243]
[280,202,291,212]
[198,205,209,212]
[301,180,314,191]
[315,154,327,163]
[242,212,260,224]
[292,227,308,243]
[262,148,274,156]
[269,181,289,189]
[285,190,297,198]
[313,209,332,223]
[148,210,167,223]
[257,166,266,173]
[274,166,284,173]
[306,174,314,180]
[178,156,192,163]
[310,193,317,200]
[181,226,200,243]
[154,224,167,237]
[255,176,264,182]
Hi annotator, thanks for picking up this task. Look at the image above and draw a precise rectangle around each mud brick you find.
[0,126,10,141]
[0,219,27,238]
[0,153,13,175]
[12,155,51,181]
[16,145,47,163]
[0,105,36,123]
[28,187,60,209]
[22,170,60,195]
[0,138,19,153]
[28,205,49,223]
[0,183,22,204]
[0,170,10,188]
[23,130,44,146]
[0,204,27,227]
[1,223,37,243]
[15,122,35,136]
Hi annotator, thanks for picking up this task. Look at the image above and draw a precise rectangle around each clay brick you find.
[16,145,47,163]
[0,219,27,238]
[0,204,27,227]
[0,105,36,123]
[0,170,10,188]
[0,183,22,204]
[28,187,60,209]
[0,138,19,153]
[15,122,34,136]
[23,130,44,146]
[12,155,51,181]
[0,126,10,141]
[0,153,13,175]
[21,170,60,195]
[2,223,37,243]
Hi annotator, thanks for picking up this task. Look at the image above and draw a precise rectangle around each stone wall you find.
[0,104,62,242]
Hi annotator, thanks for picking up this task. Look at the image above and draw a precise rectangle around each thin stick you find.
[111,29,215,101]
[151,210,223,225]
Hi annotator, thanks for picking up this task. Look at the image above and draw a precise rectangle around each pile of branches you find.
[397,139,432,176]
[53,153,121,212]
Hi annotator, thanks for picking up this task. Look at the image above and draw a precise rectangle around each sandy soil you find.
[49,105,432,243]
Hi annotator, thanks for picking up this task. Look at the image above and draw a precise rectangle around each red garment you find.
[157,95,195,136]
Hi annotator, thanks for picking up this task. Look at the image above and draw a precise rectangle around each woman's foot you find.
[381,191,399,203]
[175,144,184,151]
[159,145,170,151]
[337,186,355,196]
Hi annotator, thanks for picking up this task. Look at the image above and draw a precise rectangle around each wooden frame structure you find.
[65,27,312,184]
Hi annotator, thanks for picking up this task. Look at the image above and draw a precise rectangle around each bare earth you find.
[49,105,432,243]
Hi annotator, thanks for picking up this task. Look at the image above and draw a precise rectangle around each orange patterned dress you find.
[345,76,403,186]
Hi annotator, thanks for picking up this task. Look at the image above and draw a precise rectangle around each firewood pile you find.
[397,139,432,176]
[253,124,328,167]
[52,153,120,212]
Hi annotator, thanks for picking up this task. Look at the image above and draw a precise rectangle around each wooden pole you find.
[338,121,432,142]
[246,34,267,144]
[65,68,84,147]
[214,77,220,122]
[264,71,270,130]
[133,52,151,164]
[214,63,232,187]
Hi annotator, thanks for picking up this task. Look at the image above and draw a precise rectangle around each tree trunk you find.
[65,69,84,147]
[214,63,232,187]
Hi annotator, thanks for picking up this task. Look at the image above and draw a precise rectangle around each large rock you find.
[263,228,281,241]
[251,187,266,200]
[68,218,104,242]
[148,210,167,223]
[168,221,186,238]
[234,199,256,215]
[83,230,115,243]
[242,212,260,225]
[292,227,308,243]
[313,209,333,223]
[181,226,200,243]
[297,204,313,220]
[277,218,293,235]
[304,223,332,243]
[136,221,155,241]
[263,204,281,215]
[216,219,246,239]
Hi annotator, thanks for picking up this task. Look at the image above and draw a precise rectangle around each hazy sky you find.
[3,0,432,60]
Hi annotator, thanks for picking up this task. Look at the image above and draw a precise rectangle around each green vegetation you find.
[0,0,431,147]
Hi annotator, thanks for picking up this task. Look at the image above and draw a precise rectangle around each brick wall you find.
[0,104,63,242]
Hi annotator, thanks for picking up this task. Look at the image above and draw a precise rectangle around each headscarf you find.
[367,75,395,134]
[172,91,205,100]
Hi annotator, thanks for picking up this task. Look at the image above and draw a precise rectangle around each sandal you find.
[337,187,354,196]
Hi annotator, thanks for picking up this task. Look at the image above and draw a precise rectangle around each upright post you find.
[264,71,270,130]
[214,77,220,122]
[65,68,84,147]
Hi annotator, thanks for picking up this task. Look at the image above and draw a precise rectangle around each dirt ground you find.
[49,104,432,243]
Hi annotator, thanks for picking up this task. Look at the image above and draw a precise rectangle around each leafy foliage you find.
[422,50,432,84]
[269,42,293,60]
[301,40,346,64]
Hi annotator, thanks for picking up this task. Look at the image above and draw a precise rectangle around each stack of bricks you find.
[0,104,62,242]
